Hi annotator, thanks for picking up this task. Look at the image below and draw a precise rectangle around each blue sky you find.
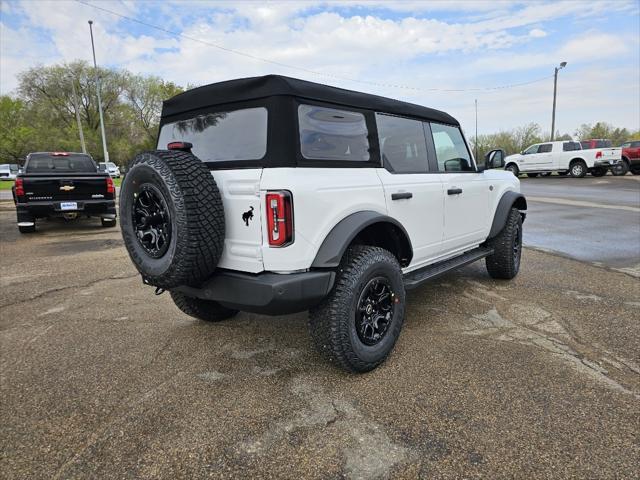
[1,0,638,135]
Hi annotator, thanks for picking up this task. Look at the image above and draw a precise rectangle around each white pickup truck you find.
[504,140,622,177]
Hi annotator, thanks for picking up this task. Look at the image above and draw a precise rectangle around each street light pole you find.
[88,20,109,162]
[550,61,567,141]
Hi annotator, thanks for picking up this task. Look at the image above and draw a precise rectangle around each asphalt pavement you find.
[0,198,639,478]
[520,175,640,276]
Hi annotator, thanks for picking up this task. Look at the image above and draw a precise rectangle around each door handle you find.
[447,188,463,195]
[391,192,413,200]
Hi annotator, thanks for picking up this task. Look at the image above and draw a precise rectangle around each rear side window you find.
[376,114,429,173]
[429,123,474,172]
[298,104,370,161]
[158,107,268,162]
[26,154,97,173]
[538,144,552,153]
[631,141,640,147]
[563,142,580,151]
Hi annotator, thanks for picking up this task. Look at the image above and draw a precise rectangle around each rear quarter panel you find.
[259,168,387,271]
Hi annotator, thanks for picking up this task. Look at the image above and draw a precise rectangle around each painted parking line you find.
[527,196,640,213]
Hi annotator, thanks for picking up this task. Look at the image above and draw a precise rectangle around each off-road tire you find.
[18,224,35,234]
[120,150,225,289]
[569,160,587,178]
[590,167,606,177]
[486,208,522,280]
[101,217,117,228]
[308,245,406,373]
[612,160,629,176]
[505,164,519,176]
[526,173,539,178]
[170,291,239,322]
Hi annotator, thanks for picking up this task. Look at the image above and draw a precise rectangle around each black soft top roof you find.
[162,75,459,126]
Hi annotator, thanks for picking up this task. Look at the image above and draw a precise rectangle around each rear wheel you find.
[590,167,607,177]
[505,164,519,177]
[612,160,629,176]
[18,224,35,234]
[308,246,405,373]
[569,160,587,178]
[486,208,522,280]
[170,291,239,322]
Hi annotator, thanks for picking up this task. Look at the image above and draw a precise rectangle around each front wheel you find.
[170,291,239,322]
[569,161,587,178]
[486,208,522,280]
[308,246,406,373]
[505,164,519,177]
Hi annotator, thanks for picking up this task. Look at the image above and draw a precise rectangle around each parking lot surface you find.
[521,175,640,276]
[1,193,639,479]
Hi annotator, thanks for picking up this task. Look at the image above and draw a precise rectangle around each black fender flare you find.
[311,211,413,268]
[488,191,527,239]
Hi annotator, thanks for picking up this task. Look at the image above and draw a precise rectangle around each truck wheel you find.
[612,160,629,176]
[590,167,606,177]
[170,291,239,322]
[308,245,406,373]
[486,208,522,280]
[101,217,117,228]
[526,173,539,178]
[631,167,640,175]
[120,150,225,289]
[505,164,519,176]
[569,160,587,178]
[18,224,35,234]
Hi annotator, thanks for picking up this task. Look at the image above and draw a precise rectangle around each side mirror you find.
[484,149,506,169]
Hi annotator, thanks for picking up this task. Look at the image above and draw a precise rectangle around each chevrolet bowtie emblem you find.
[60,185,75,191]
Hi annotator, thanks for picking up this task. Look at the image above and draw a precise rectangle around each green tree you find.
[0,96,36,163]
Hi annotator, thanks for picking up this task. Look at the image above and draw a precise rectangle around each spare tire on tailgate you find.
[120,150,225,289]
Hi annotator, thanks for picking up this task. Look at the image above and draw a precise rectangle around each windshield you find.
[157,107,268,163]
[0,165,10,172]
[26,153,97,173]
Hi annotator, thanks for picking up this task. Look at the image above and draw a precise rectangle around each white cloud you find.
[0,0,638,134]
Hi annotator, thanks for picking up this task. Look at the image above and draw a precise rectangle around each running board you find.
[403,247,494,290]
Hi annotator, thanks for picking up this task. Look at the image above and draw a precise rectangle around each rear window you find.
[158,107,268,162]
[563,142,581,151]
[376,114,429,173]
[298,104,370,161]
[25,154,97,173]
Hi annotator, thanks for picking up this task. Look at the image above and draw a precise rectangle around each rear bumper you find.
[173,269,336,316]
[593,159,620,168]
[16,199,116,219]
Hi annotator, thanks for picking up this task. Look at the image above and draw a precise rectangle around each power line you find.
[76,0,553,93]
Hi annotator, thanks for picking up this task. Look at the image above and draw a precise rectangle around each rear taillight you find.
[167,141,193,152]
[106,177,115,194]
[595,151,602,159]
[266,191,293,247]
[14,178,24,197]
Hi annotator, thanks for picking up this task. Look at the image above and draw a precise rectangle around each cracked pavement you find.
[0,203,639,479]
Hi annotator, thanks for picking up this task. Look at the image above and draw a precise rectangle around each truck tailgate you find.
[22,175,110,201]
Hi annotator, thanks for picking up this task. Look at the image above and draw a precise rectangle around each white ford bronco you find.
[120,75,527,373]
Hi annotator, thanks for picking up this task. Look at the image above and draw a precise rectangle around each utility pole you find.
[70,78,87,154]
[474,99,478,161]
[88,20,109,162]
[550,61,567,141]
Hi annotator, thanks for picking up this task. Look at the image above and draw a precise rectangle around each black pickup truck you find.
[12,152,117,233]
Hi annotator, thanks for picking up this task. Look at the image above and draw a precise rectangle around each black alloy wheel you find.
[132,184,171,258]
[355,277,395,346]
[512,221,522,272]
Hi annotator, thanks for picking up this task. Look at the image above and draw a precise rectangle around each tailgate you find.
[22,175,110,201]
[212,169,264,273]
[598,148,621,160]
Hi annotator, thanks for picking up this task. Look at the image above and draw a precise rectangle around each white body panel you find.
[215,166,520,275]
[506,141,622,173]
